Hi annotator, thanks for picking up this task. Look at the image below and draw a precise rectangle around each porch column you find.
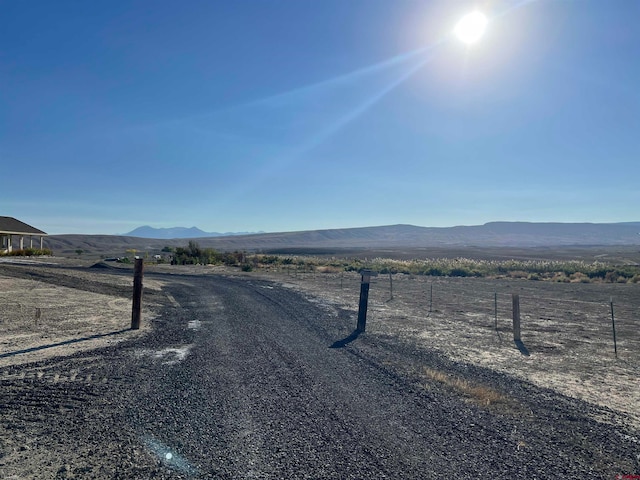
[20,236,24,250]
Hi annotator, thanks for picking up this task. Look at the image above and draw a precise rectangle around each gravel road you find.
[1,269,638,478]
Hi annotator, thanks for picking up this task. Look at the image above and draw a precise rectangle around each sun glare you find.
[454,11,488,45]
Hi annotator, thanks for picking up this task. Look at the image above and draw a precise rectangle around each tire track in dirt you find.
[0,265,132,298]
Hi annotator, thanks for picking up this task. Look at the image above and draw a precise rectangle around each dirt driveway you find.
[1,262,639,478]
[2,258,638,430]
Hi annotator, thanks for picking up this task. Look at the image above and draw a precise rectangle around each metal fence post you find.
[357,270,376,332]
[512,293,521,342]
[610,297,617,358]
[131,258,144,330]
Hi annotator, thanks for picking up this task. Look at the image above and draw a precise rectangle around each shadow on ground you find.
[515,339,530,356]
[0,329,132,359]
[329,329,362,349]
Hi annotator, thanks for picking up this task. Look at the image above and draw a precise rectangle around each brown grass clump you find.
[422,367,510,408]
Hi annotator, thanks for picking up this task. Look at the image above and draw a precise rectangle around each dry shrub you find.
[508,270,529,279]
[551,272,570,283]
[604,271,619,283]
[569,272,591,283]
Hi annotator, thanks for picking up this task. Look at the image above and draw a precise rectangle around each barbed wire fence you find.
[270,268,638,363]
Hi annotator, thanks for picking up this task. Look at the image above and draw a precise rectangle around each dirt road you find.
[0,268,638,478]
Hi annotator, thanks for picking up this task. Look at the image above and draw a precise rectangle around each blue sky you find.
[1,0,638,235]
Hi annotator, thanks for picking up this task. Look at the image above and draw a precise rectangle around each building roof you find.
[0,217,47,235]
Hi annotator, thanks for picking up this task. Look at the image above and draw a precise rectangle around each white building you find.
[0,216,48,254]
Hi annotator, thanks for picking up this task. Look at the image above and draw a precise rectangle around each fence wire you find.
[270,270,639,363]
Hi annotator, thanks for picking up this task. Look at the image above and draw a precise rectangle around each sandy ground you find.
[0,258,163,369]
[1,259,638,432]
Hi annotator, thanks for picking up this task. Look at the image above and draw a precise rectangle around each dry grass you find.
[0,268,161,368]
[315,265,343,274]
[422,367,512,408]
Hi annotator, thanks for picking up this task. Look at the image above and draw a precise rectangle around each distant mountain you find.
[124,226,209,239]
[48,221,640,258]
[123,226,261,239]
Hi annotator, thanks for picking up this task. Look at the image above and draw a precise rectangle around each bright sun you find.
[454,11,488,45]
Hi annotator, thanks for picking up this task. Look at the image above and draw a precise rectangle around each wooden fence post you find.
[388,272,393,300]
[131,258,144,330]
[512,293,521,342]
[429,283,433,314]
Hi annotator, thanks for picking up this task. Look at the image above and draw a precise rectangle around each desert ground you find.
[1,256,637,429]
[6,258,640,479]
[0,255,638,478]
[0,258,158,369]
